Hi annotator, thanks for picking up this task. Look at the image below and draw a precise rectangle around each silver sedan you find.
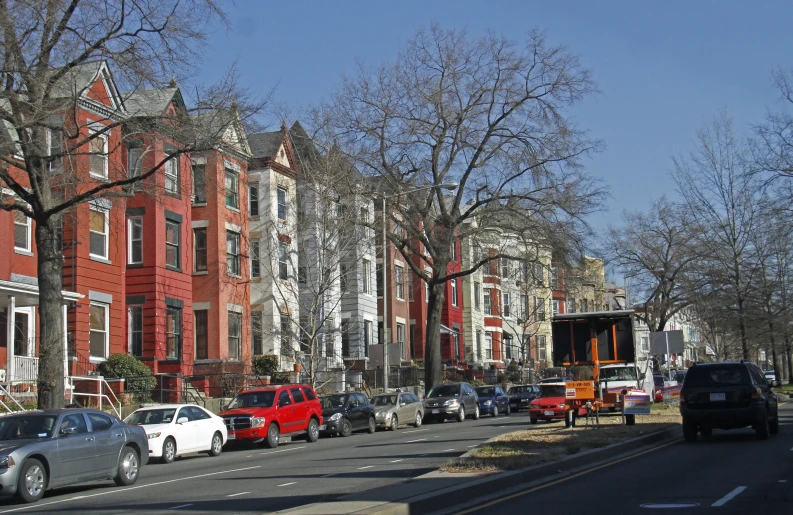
[371,392,424,430]
[0,408,149,503]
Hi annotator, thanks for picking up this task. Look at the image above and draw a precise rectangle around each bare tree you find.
[602,197,701,332]
[0,0,265,408]
[316,26,605,393]
[674,113,762,360]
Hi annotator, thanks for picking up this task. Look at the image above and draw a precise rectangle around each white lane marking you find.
[168,504,194,510]
[0,465,262,514]
[358,465,374,470]
[711,486,747,507]
[390,459,404,463]
[406,438,427,443]
[433,435,439,438]
[259,445,306,456]
[467,444,477,448]
[403,428,429,434]
[278,482,297,487]
[226,492,250,497]
[443,448,456,452]
[246,455,253,458]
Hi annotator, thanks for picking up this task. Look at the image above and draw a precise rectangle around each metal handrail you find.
[68,375,122,418]
[0,384,26,413]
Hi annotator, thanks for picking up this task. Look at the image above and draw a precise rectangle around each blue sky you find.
[197,1,792,233]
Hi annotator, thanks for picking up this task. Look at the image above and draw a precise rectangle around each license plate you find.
[432,409,439,414]
[319,425,327,431]
[227,433,236,440]
[544,410,555,416]
[710,393,726,401]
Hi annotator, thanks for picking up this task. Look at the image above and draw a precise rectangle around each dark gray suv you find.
[680,361,779,442]
[423,382,480,422]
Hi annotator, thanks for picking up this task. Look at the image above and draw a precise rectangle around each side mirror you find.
[176,417,189,425]
[60,427,76,435]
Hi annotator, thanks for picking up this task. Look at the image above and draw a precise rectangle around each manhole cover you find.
[640,503,700,509]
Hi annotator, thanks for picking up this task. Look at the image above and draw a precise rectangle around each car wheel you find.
[473,405,480,420]
[306,418,320,442]
[505,404,511,416]
[16,458,46,503]
[457,408,465,423]
[114,446,140,486]
[209,432,223,456]
[390,414,399,431]
[682,420,698,443]
[162,437,176,464]
[492,406,498,417]
[368,417,376,434]
[530,417,537,424]
[755,414,770,440]
[414,412,422,427]
[340,419,353,437]
[265,423,280,448]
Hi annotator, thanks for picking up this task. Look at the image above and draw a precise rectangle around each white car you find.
[125,404,227,463]
[764,370,777,387]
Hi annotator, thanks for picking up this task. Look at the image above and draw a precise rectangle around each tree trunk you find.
[36,216,66,409]
[786,332,793,386]
[766,301,780,381]
[424,281,445,396]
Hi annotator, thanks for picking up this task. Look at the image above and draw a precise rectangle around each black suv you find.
[680,361,779,442]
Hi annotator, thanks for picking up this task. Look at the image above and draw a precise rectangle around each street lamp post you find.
[381,182,458,392]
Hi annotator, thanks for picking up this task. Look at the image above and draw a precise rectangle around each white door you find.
[188,406,216,450]
[174,407,200,453]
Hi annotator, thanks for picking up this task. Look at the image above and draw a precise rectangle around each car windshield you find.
[427,385,460,398]
[599,367,638,381]
[227,391,276,409]
[508,386,533,394]
[371,395,397,406]
[475,387,496,397]
[320,394,347,409]
[125,408,177,425]
[685,365,749,387]
[0,415,58,440]
[539,385,566,398]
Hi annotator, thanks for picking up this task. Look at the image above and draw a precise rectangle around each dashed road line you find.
[390,459,404,463]
[321,473,337,478]
[226,492,250,497]
[358,465,374,470]
[403,428,429,434]
[712,486,747,507]
[443,449,456,452]
[168,505,194,510]
[406,438,427,443]
[259,445,307,456]
[278,482,297,487]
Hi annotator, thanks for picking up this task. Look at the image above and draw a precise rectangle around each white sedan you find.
[125,404,227,463]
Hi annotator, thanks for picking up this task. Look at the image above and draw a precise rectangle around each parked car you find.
[219,384,323,448]
[475,386,510,417]
[680,361,779,442]
[652,374,665,403]
[125,404,226,463]
[764,370,777,387]
[528,383,586,424]
[423,382,479,422]
[371,392,424,430]
[0,409,148,503]
[319,393,376,436]
[507,384,540,412]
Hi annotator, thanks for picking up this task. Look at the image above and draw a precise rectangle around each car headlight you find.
[483,400,493,406]
[0,456,15,468]
[251,417,266,428]
[557,404,566,409]
[147,432,161,440]
[443,399,459,407]
[328,413,343,422]
[376,412,386,419]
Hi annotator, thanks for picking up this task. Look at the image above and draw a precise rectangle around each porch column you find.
[62,303,69,382]
[6,296,15,384]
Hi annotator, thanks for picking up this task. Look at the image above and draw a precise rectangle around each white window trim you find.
[164,152,179,194]
[13,211,32,253]
[88,129,109,180]
[127,216,143,264]
[250,239,261,278]
[13,306,36,356]
[89,206,110,261]
[89,302,109,363]
[451,279,458,307]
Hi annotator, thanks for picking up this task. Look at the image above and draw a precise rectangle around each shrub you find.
[98,353,156,402]
[252,355,280,377]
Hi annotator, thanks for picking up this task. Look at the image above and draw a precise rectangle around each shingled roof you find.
[123,86,181,117]
[247,131,284,159]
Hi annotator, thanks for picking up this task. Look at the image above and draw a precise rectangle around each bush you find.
[252,355,280,377]
[98,353,156,402]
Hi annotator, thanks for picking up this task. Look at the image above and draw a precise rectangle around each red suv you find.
[219,384,323,448]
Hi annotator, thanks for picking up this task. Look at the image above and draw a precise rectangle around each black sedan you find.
[0,408,148,503]
[319,393,376,436]
[507,384,540,412]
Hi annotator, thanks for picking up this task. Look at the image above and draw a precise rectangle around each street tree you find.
[0,0,265,408]
[317,26,605,393]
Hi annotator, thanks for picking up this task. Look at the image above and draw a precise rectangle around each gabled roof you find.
[123,86,185,117]
[49,60,126,113]
[248,131,284,159]
[191,108,252,159]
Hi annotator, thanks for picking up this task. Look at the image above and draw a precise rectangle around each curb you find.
[277,426,681,515]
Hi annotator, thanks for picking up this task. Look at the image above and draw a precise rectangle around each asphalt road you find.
[0,408,534,514]
[449,402,793,515]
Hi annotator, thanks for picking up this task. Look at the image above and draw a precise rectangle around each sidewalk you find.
[276,426,681,515]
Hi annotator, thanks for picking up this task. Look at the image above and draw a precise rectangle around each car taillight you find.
[752,387,764,400]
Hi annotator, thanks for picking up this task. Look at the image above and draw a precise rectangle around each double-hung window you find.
[228,312,241,361]
[47,129,63,173]
[89,129,108,179]
[192,163,206,203]
[362,259,372,294]
[164,147,179,194]
[128,306,143,357]
[165,220,180,269]
[483,288,492,315]
[128,217,143,264]
[249,184,259,216]
[277,187,288,221]
[14,211,31,252]
[226,231,241,276]
[538,335,547,362]
[251,311,264,355]
[503,293,510,317]
[395,265,405,300]
[166,306,182,359]
[451,279,458,307]
[89,303,108,359]
[195,310,208,360]
[250,240,261,278]
[278,243,289,280]
[536,297,546,321]
[474,282,481,310]
[194,228,207,272]
[89,207,109,259]
[225,169,239,209]
[128,146,143,179]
